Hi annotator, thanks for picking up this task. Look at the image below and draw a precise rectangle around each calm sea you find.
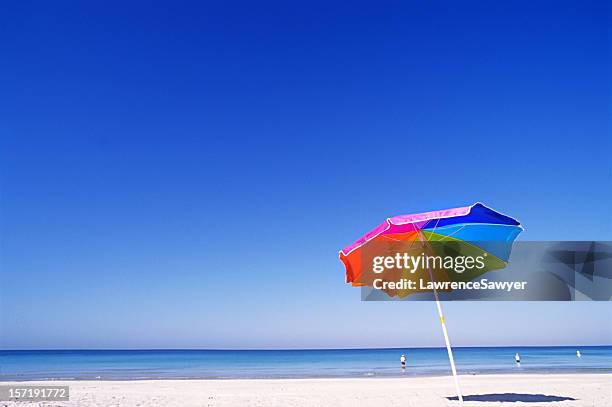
[0,346,610,381]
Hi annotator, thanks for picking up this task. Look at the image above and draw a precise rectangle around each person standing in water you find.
[576,350,581,358]
[400,354,406,369]
[515,353,521,365]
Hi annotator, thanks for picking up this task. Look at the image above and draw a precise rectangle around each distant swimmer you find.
[515,353,521,364]
[576,350,581,358]
[400,354,406,369]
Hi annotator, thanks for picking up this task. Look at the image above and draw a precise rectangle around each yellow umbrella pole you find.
[419,233,464,405]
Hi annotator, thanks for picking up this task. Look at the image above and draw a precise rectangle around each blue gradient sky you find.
[1,1,610,349]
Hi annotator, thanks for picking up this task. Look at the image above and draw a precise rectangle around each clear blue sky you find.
[1,1,610,349]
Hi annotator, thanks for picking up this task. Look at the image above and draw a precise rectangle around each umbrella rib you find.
[437,225,467,241]
[427,218,441,241]
[380,235,402,242]
[408,223,420,249]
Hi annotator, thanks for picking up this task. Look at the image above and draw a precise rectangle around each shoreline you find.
[2,369,612,382]
[2,374,610,406]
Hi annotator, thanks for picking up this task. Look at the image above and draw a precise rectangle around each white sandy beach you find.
[2,374,611,407]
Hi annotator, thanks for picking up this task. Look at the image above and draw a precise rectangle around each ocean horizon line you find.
[2,344,610,352]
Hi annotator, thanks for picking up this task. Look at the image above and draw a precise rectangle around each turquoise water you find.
[0,346,610,380]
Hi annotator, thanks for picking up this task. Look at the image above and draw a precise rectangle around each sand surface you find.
[2,374,611,407]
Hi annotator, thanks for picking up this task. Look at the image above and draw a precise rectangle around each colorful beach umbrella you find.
[340,203,522,295]
[338,203,522,405]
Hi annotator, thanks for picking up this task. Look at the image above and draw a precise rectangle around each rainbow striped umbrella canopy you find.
[339,203,523,297]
